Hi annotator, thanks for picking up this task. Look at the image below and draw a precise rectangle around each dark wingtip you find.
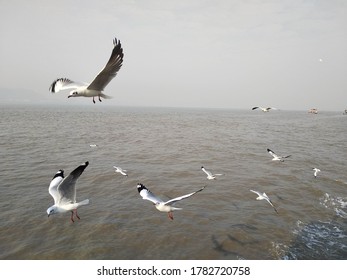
[49,78,72,93]
[49,80,57,92]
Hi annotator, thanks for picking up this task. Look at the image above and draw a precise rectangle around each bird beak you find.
[48,214,50,218]
[67,95,71,98]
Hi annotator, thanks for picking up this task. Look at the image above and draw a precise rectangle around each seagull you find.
[113,166,128,177]
[312,168,321,178]
[267,148,291,162]
[250,190,278,214]
[89,144,98,148]
[49,37,124,104]
[252,107,277,112]
[46,161,90,222]
[201,166,224,180]
[137,183,205,220]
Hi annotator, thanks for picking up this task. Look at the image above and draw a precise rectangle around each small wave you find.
[320,193,347,218]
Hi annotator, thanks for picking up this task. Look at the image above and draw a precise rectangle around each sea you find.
[0,104,346,260]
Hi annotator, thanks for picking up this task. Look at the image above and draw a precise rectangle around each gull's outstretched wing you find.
[87,38,124,91]
[201,166,212,177]
[165,186,205,206]
[48,170,64,204]
[263,194,279,214]
[267,149,278,158]
[49,78,86,93]
[252,107,259,110]
[57,161,89,205]
[137,184,163,204]
[250,189,261,197]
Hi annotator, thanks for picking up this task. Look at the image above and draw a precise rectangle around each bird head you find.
[46,206,58,217]
[68,91,79,98]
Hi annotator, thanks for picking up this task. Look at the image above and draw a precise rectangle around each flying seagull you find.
[201,166,224,180]
[267,148,291,162]
[49,37,124,103]
[113,166,128,177]
[137,183,205,220]
[252,107,277,112]
[250,190,278,214]
[46,161,90,222]
[312,168,321,178]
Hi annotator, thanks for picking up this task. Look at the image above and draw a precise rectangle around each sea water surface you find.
[0,104,346,260]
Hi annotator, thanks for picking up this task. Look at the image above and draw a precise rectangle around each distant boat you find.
[308,108,318,114]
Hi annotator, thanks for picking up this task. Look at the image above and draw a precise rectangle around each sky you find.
[0,0,346,110]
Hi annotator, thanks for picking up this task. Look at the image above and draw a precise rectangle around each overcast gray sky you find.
[1,0,346,110]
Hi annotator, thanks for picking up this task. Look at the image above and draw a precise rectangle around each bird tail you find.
[100,93,112,99]
[77,199,90,207]
[172,207,182,211]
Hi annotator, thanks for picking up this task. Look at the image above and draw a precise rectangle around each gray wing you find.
[137,184,163,204]
[165,186,205,206]
[87,38,124,91]
[57,162,89,205]
[265,197,279,214]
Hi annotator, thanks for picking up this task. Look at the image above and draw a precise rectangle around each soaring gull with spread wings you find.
[137,183,205,220]
[49,37,124,103]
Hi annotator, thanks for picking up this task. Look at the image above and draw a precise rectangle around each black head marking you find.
[137,183,147,193]
[52,169,64,179]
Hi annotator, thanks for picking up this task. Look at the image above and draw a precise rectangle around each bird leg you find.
[92,97,96,104]
[70,211,75,223]
[74,209,81,220]
[70,209,80,223]
[168,212,174,220]
[98,95,102,102]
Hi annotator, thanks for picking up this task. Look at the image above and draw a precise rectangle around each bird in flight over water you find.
[47,162,90,222]
[137,183,205,220]
[250,190,279,214]
[49,37,124,104]
[252,107,277,112]
[267,148,291,162]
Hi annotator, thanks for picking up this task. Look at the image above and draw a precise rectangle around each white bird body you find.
[250,190,278,214]
[201,166,224,180]
[313,168,321,178]
[267,148,291,162]
[49,38,124,103]
[113,166,128,176]
[47,162,90,222]
[137,183,204,220]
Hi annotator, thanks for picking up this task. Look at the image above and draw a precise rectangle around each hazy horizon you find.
[1,0,346,111]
